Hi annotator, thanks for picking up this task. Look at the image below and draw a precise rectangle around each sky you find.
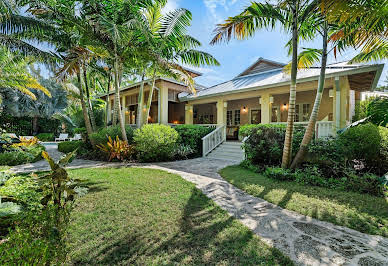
[163,0,387,88]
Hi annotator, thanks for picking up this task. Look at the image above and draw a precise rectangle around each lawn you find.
[66,167,292,265]
[220,166,388,237]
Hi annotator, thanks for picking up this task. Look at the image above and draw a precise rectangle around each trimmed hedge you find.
[58,141,83,154]
[89,125,134,146]
[0,145,45,166]
[36,133,54,142]
[134,124,179,162]
[174,125,214,157]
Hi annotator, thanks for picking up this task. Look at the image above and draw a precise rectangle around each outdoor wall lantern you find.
[224,102,228,108]
[282,103,288,111]
[329,89,334,97]
[269,96,274,104]
[242,106,247,112]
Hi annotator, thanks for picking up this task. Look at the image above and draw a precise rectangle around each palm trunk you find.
[77,73,94,145]
[136,71,146,128]
[291,24,328,169]
[145,68,157,124]
[83,65,97,131]
[281,2,299,169]
[113,55,128,142]
[105,74,111,127]
[32,116,38,135]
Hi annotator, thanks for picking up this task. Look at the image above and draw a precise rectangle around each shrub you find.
[36,133,54,142]
[0,145,44,166]
[366,96,388,127]
[174,144,195,160]
[239,124,286,138]
[89,125,134,146]
[58,141,83,153]
[174,125,213,157]
[97,136,135,161]
[134,124,179,162]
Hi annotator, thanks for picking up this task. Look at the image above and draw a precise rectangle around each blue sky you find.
[164,0,387,88]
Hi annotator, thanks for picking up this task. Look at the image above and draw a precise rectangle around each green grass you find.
[220,166,388,237]
[67,168,292,265]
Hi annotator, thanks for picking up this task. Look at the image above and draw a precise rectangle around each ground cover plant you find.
[65,167,292,265]
[220,166,388,237]
[175,125,214,157]
[0,136,45,166]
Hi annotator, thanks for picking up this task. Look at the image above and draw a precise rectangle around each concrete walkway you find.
[10,144,388,265]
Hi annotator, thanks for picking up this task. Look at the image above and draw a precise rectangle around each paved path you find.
[10,144,388,265]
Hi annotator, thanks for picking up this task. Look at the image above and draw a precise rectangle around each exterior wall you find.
[227,98,260,125]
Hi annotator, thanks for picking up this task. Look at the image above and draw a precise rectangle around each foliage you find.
[353,98,372,121]
[242,124,304,167]
[0,144,45,166]
[134,124,179,162]
[36,133,54,141]
[0,113,60,136]
[174,125,213,157]
[68,100,105,129]
[90,125,134,147]
[366,96,388,127]
[58,141,83,154]
[239,124,286,138]
[97,136,135,162]
[12,136,38,147]
[173,144,195,160]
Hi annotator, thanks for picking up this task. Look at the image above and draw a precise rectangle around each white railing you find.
[202,125,226,157]
[271,121,334,139]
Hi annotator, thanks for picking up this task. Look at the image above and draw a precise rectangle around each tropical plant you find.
[211,0,316,168]
[366,96,388,127]
[97,136,134,162]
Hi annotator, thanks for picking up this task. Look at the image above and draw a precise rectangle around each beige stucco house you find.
[103,58,384,140]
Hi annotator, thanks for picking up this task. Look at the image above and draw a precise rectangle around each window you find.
[168,89,179,102]
[227,110,233,126]
[251,109,261,124]
[302,103,311,121]
[295,105,300,122]
[234,110,240,125]
[271,107,279,122]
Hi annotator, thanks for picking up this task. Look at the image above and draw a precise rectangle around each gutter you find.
[179,64,385,102]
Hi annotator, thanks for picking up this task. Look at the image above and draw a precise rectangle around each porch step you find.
[206,141,245,162]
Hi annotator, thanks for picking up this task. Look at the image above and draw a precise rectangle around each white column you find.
[216,100,227,125]
[185,104,193,124]
[160,87,169,124]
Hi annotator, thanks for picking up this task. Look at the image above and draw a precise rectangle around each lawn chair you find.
[70,134,82,141]
[6,133,18,139]
[21,136,34,140]
[55,133,69,142]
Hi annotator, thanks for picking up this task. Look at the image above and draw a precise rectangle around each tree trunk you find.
[136,71,146,128]
[145,68,157,124]
[105,74,111,127]
[113,55,128,142]
[291,24,328,169]
[281,2,299,168]
[83,65,97,131]
[77,73,94,145]
[32,116,38,135]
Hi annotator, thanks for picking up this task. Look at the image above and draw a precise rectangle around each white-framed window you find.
[227,110,233,126]
[234,110,240,125]
[250,109,261,124]
[294,103,311,122]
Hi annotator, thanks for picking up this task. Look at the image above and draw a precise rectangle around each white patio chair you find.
[21,136,34,140]
[55,133,69,142]
[6,133,18,139]
[70,134,82,141]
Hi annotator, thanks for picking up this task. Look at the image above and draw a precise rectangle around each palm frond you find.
[160,8,192,38]
[177,49,220,67]
[284,48,322,73]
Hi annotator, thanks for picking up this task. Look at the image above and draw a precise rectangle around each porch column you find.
[333,76,350,130]
[216,100,227,125]
[185,104,193,124]
[160,87,169,124]
[260,93,271,124]
[340,76,350,127]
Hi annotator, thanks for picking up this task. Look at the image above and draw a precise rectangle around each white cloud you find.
[162,0,180,14]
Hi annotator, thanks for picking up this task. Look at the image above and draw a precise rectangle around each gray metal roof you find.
[179,61,384,101]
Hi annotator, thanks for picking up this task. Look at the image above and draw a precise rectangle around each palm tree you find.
[210,0,316,168]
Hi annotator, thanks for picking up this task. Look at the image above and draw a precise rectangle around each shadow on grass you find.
[70,187,291,265]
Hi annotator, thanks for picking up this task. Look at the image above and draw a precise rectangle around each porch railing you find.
[271,121,334,139]
[202,125,226,157]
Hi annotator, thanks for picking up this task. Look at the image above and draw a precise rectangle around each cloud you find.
[162,0,180,14]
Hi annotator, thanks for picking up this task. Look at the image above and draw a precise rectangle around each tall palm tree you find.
[210,0,316,168]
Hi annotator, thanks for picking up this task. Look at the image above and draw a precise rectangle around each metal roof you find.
[179,61,384,101]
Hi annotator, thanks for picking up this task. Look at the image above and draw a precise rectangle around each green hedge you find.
[239,124,286,138]
[134,124,179,162]
[89,125,134,146]
[174,125,214,157]
[36,133,54,142]
[0,145,45,166]
[58,141,83,154]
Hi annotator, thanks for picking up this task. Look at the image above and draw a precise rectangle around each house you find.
[104,58,384,141]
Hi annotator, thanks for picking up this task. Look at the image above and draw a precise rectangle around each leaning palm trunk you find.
[77,73,94,145]
[281,3,299,169]
[145,68,157,124]
[291,25,328,169]
[136,71,146,128]
[113,56,128,142]
[105,74,111,127]
[83,66,97,131]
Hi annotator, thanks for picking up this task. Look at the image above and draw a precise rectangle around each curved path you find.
[10,144,388,265]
